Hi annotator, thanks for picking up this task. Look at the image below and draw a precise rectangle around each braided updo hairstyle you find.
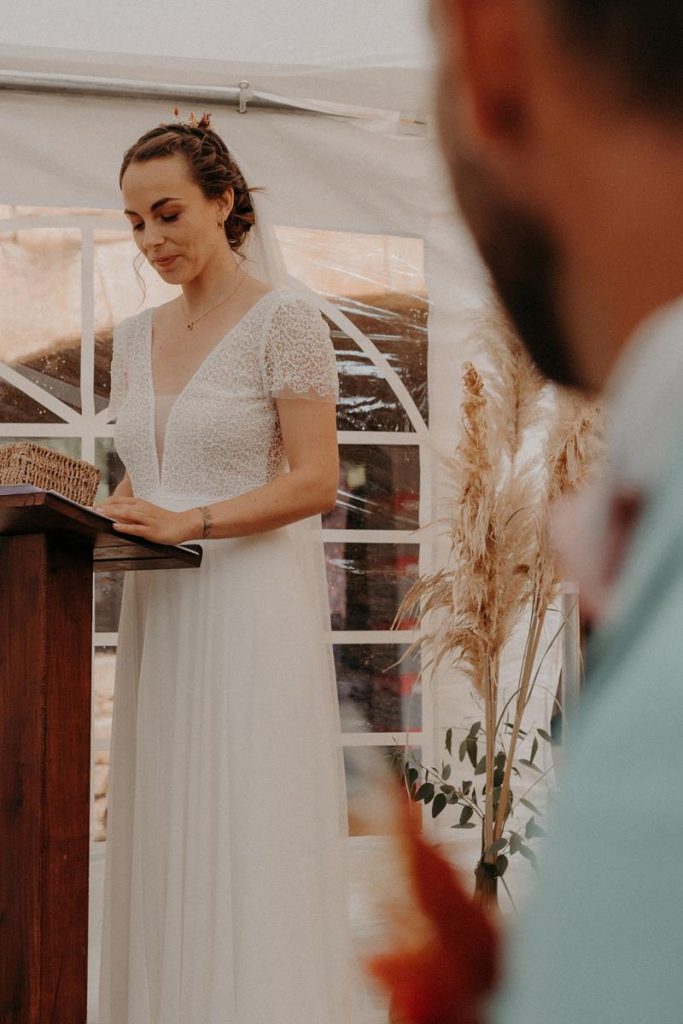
[119,111,263,252]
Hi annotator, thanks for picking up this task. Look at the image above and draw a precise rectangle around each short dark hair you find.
[545,0,683,117]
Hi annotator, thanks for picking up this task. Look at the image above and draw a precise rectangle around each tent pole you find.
[0,68,389,121]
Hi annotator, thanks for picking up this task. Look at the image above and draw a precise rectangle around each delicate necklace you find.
[180,271,245,332]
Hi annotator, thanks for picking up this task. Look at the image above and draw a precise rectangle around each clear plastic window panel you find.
[0,436,81,458]
[324,444,420,532]
[276,226,428,432]
[0,226,82,418]
[326,543,420,632]
[335,644,422,733]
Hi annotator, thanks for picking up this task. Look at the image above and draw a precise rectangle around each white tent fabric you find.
[0,0,433,116]
[1,0,432,74]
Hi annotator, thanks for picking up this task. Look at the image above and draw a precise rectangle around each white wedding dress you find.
[98,286,357,1024]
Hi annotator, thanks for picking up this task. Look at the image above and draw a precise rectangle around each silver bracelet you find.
[198,505,214,539]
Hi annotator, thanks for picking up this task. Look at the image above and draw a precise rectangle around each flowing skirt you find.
[98,522,355,1024]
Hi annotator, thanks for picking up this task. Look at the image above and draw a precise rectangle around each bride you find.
[96,112,357,1023]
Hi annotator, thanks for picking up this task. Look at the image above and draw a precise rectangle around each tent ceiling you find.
[0,1,433,111]
[0,47,432,115]
[0,84,455,232]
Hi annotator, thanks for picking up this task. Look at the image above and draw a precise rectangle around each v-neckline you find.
[146,287,283,486]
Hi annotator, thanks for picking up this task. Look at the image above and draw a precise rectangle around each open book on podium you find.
[0,485,202,1024]
[0,483,202,570]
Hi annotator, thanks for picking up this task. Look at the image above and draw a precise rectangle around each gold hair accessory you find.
[188,110,212,131]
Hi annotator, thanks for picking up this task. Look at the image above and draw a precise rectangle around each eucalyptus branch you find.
[493,599,546,841]
[499,873,517,912]
[413,760,485,820]
[511,764,554,812]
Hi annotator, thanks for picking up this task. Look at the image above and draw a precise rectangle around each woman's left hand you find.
[94,496,200,545]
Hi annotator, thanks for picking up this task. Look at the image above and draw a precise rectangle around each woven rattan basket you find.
[0,442,101,505]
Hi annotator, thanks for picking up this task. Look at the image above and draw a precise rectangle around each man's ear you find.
[442,0,530,149]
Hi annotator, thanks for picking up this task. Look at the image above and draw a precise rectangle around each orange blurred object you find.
[367,795,500,1024]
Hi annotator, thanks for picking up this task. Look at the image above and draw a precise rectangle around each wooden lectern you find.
[0,486,202,1024]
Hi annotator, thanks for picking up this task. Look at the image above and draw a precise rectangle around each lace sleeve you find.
[262,296,339,402]
[108,321,128,419]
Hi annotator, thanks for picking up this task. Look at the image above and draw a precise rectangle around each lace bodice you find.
[108,287,339,508]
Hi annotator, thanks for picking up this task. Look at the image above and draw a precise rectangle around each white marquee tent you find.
[0,5,560,1019]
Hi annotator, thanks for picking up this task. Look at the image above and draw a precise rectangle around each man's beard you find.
[448,151,584,390]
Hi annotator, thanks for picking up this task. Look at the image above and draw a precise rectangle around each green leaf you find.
[415,782,435,804]
[474,756,487,776]
[519,759,543,774]
[442,763,452,782]
[509,831,522,855]
[484,838,508,858]
[445,727,453,756]
[452,821,477,830]
[530,736,539,764]
[520,797,540,814]
[462,779,472,796]
[459,805,474,826]
[493,768,505,788]
[467,739,478,769]
[447,791,460,805]
[537,728,553,743]
[468,721,482,739]
[432,793,448,818]
[518,842,539,869]
[525,817,546,839]
[459,739,468,763]
[495,854,509,877]
[404,765,419,788]
[495,751,506,770]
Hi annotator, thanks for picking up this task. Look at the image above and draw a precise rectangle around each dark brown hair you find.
[119,111,264,251]
[544,0,683,117]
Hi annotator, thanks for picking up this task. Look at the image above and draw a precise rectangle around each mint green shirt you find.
[492,301,683,1023]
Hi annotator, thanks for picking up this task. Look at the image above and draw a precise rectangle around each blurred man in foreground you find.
[428,1,683,1021]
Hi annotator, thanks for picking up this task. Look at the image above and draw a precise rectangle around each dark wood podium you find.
[0,486,202,1024]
